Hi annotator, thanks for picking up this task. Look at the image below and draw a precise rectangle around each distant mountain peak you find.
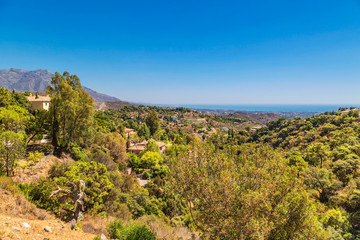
[0,68,123,102]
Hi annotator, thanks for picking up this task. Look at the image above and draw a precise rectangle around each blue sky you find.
[1,0,360,104]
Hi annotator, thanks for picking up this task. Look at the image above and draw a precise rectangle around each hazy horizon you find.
[1,0,360,105]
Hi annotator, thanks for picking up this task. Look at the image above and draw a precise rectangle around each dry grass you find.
[137,215,199,240]
[81,215,114,236]
[12,155,74,185]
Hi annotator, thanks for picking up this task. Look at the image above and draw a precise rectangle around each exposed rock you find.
[100,233,107,240]
[21,222,31,228]
[44,226,52,232]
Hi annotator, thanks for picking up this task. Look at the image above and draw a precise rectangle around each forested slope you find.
[1,70,359,239]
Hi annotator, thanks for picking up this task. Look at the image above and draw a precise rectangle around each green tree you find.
[25,110,50,144]
[137,124,150,140]
[322,208,350,235]
[47,72,94,156]
[304,167,342,203]
[0,131,25,176]
[332,154,360,184]
[288,151,308,175]
[11,92,30,109]
[105,132,128,168]
[0,87,13,108]
[0,107,26,132]
[170,142,328,239]
[140,152,162,169]
[305,142,330,168]
[128,153,141,170]
[145,111,160,136]
[145,140,160,153]
[165,144,187,159]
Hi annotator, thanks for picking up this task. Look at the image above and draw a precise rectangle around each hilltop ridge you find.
[0,68,127,103]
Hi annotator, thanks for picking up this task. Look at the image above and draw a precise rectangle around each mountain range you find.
[0,68,124,102]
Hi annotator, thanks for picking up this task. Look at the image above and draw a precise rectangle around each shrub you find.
[71,146,86,161]
[140,152,162,169]
[143,171,151,180]
[57,161,113,214]
[88,149,118,171]
[0,176,19,194]
[27,151,44,168]
[48,161,72,178]
[30,161,113,218]
[128,153,141,170]
[29,179,62,217]
[107,219,156,240]
[145,141,160,153]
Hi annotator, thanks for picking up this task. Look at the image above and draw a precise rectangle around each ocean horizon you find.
[174,104,360,113]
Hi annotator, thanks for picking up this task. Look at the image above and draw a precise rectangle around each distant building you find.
[128,144,146,156]
[124,127,136,136]
[128,140,166,155]
[156,141,166,154]
[27,95,51,111]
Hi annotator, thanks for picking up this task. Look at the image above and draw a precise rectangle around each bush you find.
[107,219,157,240]
[143,171,151,180]
[30,161,113,218]
[88,149,118,171]
[57,161,114,214]
[29,179,63,217]
[27,151,44,168]
[0,176,19,194]
[140,152,162,169]
[48,161,72,178]
[145,141,160,153]
[71,146,86,161]
[128,153,141,170]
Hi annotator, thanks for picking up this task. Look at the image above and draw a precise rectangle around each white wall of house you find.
[30,101,50,111]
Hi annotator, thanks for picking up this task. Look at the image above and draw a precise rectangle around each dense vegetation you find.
[2,71,360,239]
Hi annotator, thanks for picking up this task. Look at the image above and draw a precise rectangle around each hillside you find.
[4,74,358,239]
[94,101,133,110]
[0,68,53,92]
[228,111,282,125]
[0,68,126,103]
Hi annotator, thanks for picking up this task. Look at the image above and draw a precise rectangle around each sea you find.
[174,104,360,113]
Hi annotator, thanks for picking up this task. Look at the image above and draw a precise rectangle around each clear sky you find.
[1,0,360,105]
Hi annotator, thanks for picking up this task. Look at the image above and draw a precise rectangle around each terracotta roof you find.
[140,140,166,147]
[125,127,135,133]
[27,95,51,102]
